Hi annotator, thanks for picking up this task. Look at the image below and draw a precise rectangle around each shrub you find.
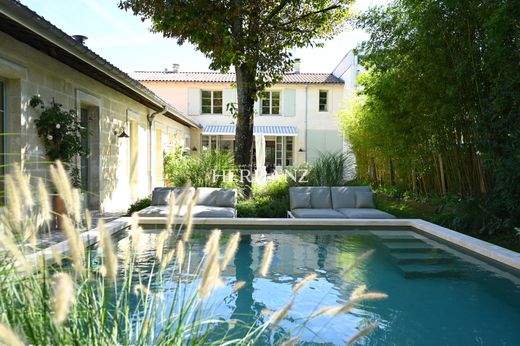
[126,196,151,216]
[164,148,237,188]
[238,175,290,218]
[307,152,353,186]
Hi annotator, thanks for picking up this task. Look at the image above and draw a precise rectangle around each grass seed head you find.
[232,280,246,292]
[346,322,379,346]
[37,177,51,224]
[292,273,318,294]
[259,241,274,277]
[0,323,24,346]
[52,272,74,325]
[176,240,185,268]
[99,220,118,282]
[221,232,240,271]
[155,230,169,262]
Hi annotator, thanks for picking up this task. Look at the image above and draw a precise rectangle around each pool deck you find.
[28,217,520,272]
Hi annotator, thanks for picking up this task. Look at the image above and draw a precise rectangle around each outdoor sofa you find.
[288,186,395,219]
[138,187,237,218]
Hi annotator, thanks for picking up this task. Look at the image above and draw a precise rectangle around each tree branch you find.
[264,0,292,23]
[279,4,341,27]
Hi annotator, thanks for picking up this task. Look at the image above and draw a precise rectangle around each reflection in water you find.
[105,229,520,346]
[231,234,256,324]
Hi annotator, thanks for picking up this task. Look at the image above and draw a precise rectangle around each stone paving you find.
[35,211,124,250]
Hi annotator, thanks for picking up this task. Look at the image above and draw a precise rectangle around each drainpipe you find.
[147,106,167,192]
[304,85,308,162]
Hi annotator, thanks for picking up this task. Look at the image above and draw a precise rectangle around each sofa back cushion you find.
[355,191,375,208]
[196,188,237,207]
[151,187,195,206]
[289,187,332,209]
[290,192,311,209]
[331,186,372,209]
[216,189,237,207]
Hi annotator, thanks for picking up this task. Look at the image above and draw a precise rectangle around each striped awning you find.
[202,125,297,136]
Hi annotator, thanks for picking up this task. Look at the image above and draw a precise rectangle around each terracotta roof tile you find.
[131,71,344,84]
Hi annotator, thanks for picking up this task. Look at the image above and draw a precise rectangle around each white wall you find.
[0,31,192,212]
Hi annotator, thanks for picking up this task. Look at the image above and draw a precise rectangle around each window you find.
[275,136,294,167]
[201,135,218,150]
[201,90,223,114]
[261,91,280,115]
[285,137,293,166]
[319,90,328,112]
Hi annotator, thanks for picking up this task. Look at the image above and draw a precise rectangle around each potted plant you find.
[30,95,88,228]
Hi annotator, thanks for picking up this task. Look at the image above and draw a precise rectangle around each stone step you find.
[375,234,425,243]
[392,252,455,265]
[398,264,463,279]
[382,242,437,253]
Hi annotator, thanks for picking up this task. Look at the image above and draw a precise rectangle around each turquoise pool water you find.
[111,227,520,345]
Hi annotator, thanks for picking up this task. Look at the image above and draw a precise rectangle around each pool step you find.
[382,242,437,253]
[398,264,463,278]
[392,252,455,265]
[375,234,425,243]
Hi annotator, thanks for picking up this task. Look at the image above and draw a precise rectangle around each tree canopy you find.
[119,0,352,195]
[341,0,520,233]
[119,0,352,90]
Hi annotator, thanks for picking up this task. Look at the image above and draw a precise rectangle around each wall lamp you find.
[114,112,130,138]
[298,148,305,152]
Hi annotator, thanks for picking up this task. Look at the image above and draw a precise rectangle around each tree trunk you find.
[438,153,446,196]
[389,158,395,186]
[234,63,257,197]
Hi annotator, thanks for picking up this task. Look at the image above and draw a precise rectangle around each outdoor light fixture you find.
[298,148,305,152]
[115,112,130,138]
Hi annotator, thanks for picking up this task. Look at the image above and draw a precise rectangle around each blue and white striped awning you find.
[202,125,297,136]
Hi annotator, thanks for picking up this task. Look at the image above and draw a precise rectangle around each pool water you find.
[110,228,520,345]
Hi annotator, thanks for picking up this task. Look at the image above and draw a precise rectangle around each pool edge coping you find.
[30,217,520,272]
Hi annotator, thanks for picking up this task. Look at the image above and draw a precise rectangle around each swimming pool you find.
[108,225,520,345]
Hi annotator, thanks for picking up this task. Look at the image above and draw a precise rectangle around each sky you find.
[19,0,388,74]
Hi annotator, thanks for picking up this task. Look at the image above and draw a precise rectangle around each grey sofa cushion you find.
[289,187,332,209]
[192,205,236,218]
[336,208,395,219]
[138,205,188,218]
[215,189,237,207]
[331,186,372,209]
[151,187,195,206]
[290,192,311,209]
[196,187,220,206]
[356,191,375,208]
[291,208,345,218]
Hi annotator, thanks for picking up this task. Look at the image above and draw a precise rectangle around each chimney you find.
[72,35,88,45]
[172,63,180,73]
[293,58,301,74]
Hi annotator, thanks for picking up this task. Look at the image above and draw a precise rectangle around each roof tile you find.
[131,71,344,84]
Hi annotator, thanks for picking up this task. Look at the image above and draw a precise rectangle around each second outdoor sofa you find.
[138,187,237,218]
[288,186,395,219]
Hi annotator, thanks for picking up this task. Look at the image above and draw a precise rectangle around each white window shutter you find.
[223,88,237,116]
[283,89,296,116]
[187,88,200,116]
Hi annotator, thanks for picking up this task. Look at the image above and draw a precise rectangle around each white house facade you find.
[132,65,346,172]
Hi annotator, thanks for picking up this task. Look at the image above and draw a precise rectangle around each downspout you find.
[304,85,308,162]
[147,106,167,193]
